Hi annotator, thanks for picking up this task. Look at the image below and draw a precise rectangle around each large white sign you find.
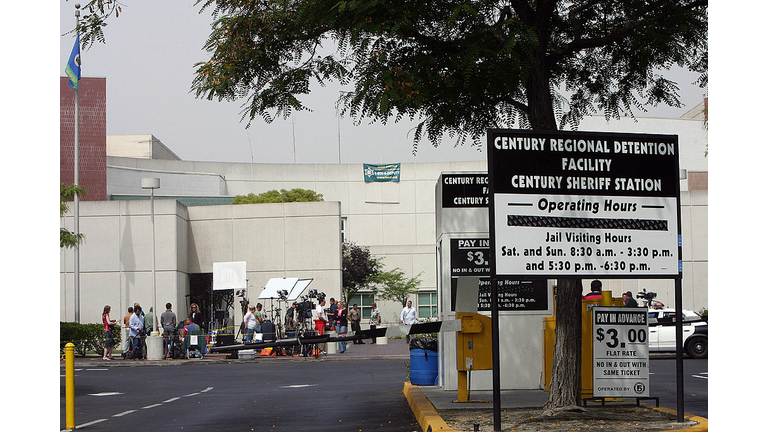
[593,307,650,398]
[488,129,681,279]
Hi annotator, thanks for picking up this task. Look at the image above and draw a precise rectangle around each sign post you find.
[487,129,682,430]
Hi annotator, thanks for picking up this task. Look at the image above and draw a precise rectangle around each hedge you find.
[60,322,122,357]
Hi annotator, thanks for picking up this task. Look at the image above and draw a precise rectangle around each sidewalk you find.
[64,336,413,366]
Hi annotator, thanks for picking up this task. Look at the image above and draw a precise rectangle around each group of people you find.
[242,303,265,343]
[583,279,640,307]
[100,302,208,360]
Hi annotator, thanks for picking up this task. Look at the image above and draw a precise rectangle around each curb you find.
[403,382,458,432]
[403,383,707,432]
[642,403,708,432]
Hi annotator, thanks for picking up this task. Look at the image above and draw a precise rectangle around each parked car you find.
[647,308,707,359]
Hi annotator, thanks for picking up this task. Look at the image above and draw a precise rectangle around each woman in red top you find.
[102,305,117,360]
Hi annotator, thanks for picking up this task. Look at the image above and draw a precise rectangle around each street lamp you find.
[142,177,160,335]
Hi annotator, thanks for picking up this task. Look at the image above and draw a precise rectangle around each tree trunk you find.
[543,277,584,414]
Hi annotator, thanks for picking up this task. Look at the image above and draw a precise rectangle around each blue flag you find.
[65,35,81,90]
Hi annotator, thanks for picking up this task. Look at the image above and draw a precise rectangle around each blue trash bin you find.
[410,348,438,385]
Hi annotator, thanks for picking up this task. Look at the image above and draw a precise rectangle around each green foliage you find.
[342,241,382,301]
[61,183,86,249]
[60,322,121,357]
[372,267,423,307]
[192,0,707,150]
[62,0,124,49]
[232,188,324,204]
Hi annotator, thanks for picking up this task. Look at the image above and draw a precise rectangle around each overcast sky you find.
[58,0,708,165]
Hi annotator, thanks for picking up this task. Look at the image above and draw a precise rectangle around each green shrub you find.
[60,322,121,357]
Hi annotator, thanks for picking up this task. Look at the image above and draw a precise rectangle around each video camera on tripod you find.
[296,289,325,319]
[637,289,665,309]
[236,289,249,315]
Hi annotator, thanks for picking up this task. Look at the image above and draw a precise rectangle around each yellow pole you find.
[65,342,75,430]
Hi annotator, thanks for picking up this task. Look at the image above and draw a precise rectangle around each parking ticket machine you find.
[456,312,492,402]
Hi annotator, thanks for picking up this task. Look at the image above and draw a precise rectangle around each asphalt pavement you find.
[61,339,707,431]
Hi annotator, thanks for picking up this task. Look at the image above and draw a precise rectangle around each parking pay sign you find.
[593,307,650,397]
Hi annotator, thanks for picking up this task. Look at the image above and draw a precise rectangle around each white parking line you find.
[88,392,123,397]
[76,418,107,428]
[94,386,214,425]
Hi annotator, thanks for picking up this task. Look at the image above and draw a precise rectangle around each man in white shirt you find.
[400,300,417,342]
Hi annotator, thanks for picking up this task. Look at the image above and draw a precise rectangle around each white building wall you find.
[60,199,342,326]
[61,199,190,324]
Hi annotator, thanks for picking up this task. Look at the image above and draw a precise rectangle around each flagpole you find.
[73,3,81,323]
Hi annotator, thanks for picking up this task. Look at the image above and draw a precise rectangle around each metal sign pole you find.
[674,277,684,422]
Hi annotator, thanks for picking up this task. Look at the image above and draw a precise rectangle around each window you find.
[348,293,375,319]
[418,291,437,319]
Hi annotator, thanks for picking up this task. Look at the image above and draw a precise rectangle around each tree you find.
[372,268,423,308]
[192,0,707,414]
[232,188,323,204]
[342,241,381,301]
[61,183,86,248]
[63,0,124,48]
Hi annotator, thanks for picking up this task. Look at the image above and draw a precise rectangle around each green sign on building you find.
[363,163,400,182]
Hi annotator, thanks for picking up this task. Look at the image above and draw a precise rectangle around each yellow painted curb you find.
[403,382,459,432]
[402,384,707,432]
[642,403,708,432]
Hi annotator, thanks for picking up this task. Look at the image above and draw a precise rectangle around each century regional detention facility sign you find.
[487,129,681,279]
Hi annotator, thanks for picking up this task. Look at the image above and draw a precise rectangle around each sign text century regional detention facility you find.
[493,135,676,194]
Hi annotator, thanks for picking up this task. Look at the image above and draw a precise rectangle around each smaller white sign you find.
[213,261,247,290]
[593,307,650,398]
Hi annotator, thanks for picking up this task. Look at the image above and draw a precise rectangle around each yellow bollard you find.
[65,342,75,430]
[601,290,613,307]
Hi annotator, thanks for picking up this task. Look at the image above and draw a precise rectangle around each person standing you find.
[102,305,117,360]
[583,280,603,299]
[160,303,177,359]
[144,307,155,336]
[349,304,363,344]
[243,305,257,343]
[336,301,348,353]
[623,291,639,308]
[400,300,418,343]
[328,298,338,329]
[254,303,265,333]
[369,302,381,344]
[285,302,297,333]
[129,305,144,360]
[314,298,328,335]
[314,297,329,355]
[123,306,134,353]
[189,303,206,333]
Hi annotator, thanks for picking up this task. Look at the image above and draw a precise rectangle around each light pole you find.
[142,177,160,335]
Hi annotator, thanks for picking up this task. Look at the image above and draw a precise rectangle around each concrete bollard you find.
[146,334,164,360]
[326,330,337,354]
